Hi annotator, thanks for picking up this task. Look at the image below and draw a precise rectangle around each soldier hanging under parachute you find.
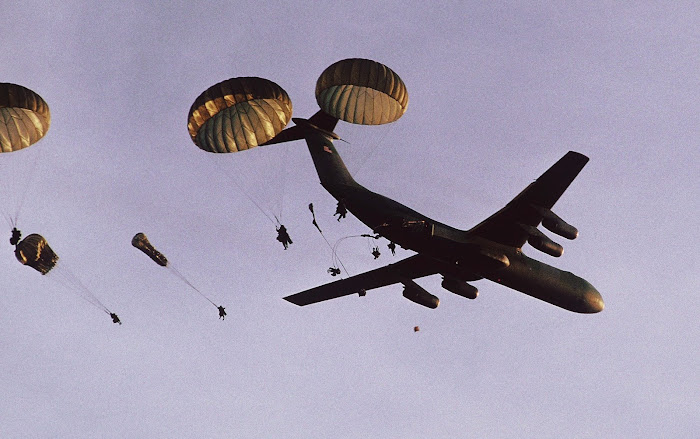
[334,200,347,221]
[276,225,292,250]
[10,227,21,246]
[187,77,296,250]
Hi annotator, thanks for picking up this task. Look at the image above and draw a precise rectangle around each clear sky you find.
[2,1,698,438]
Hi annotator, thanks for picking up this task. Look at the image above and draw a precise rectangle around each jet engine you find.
[402,280,439,309]
[520,223,564,257]
[531,205,579,240]
[441,277,478,300]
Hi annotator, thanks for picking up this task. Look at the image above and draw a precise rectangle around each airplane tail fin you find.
[262,110,356,192]
[307,110,340,134]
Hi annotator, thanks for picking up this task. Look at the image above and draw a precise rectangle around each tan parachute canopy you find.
[15,234,58,274]
[315,58,408,125]
[132,233,168,267]
[187,77,293,153]
[0,83,51,153]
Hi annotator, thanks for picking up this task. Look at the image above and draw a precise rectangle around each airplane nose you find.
[581,288,605,313]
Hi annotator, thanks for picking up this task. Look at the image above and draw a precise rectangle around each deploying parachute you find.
[315,58,408,125]
[132,233,225,318]
[0,83,51,153]
[132,232,168,266]
[14,233,58,274]
[187,77,293,153]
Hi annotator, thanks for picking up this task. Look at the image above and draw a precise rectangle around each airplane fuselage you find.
[300,123,604,313]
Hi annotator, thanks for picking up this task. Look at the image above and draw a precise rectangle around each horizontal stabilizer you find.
[260,125,305,146]
[262,111,340,146]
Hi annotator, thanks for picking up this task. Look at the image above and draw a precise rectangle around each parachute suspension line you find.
[321,225,349,277]
[168,265,218,308]
[330,233,381,274]
[332,245,350,277]
[4,212,14,229]
[273,145,291,225]
[12,146,44,227]
[210,156,278,227]
[0,161,12,228]
[0,147,45,229]
[48,265,111,314]
[243,189,277,227]
[308,204,350,276]
[0,162,19,229]
[331,234,372,276]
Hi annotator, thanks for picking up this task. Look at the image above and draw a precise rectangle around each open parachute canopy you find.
[315,58,408,125]
[132,233,168,267]
[15,234,58,275]
[187,77,293,153]
[0,83,51,153]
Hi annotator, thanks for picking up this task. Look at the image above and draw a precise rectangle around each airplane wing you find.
[284,254,440,306]
[468,151,589,248]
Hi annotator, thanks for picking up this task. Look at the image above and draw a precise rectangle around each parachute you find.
[315,58,408,125]
[14,233,58,274]
[187,77,293,153]
[0,83,51,152]
[132,232,168,267]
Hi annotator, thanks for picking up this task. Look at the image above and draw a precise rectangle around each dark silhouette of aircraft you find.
[266,111,604,313]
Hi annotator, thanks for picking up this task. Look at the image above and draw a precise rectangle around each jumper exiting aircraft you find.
[187,58,604,314]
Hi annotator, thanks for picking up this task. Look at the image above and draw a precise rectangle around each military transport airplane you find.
[269,111,604,313]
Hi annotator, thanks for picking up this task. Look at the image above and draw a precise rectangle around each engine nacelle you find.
[531,205,579,240]
[441,277,478,299]
[520,223,564,257]
[528,234,564,257]
[402,280,439,309]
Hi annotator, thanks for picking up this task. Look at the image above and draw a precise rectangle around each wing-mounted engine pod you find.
[531,205,579,240]
[401,279,439,309]
[441,277,478,299]
[519,223,564,257]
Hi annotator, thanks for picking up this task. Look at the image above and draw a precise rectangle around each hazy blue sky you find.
[2,2,698,438]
